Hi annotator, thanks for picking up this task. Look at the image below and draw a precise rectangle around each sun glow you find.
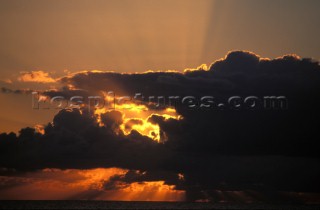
[121,118,161,141]
[110,181,185,201]
[94,98,181,142]
[0,168,185,201]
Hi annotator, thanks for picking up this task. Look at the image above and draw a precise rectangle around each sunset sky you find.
[0,0,320,203]
[0,0,319,78]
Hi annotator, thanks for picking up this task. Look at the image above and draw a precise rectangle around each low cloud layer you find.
[1,51,320,202]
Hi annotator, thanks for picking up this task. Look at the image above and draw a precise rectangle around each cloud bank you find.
[1,51,320,202]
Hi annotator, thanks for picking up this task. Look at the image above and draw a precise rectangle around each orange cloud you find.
[34,124,45,135]
[0,168,185,201]
[0,79,12,84]
[104,181,185,201]
[94,102,181,142]
[18,71,56,83]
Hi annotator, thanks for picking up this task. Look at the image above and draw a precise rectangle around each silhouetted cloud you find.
[1,87,34,94]
[0,108,169,171]
[103,169,183,191]
[1,51,320,202]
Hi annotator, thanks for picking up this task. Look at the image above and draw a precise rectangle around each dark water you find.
[0,201,319,210]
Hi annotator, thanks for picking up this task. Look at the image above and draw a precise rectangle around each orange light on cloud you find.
[121,118,161,141]
[18,71,56,83]
[103,181,185,202]
[94,101,181,142]
[34,124,45,135]
[0,168,185,201]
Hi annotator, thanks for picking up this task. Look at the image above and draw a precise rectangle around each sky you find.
[0,0,319,79]
[0,0,320,203]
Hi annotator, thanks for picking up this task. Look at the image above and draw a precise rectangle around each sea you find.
[0,201,319,210]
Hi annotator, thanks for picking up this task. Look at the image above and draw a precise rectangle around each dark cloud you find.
[0,108,171,171]
[103,169,183,191]
[1,87,34,94]
[100,111,123,131]
[43,87,90,99]
[1,51,320,202]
